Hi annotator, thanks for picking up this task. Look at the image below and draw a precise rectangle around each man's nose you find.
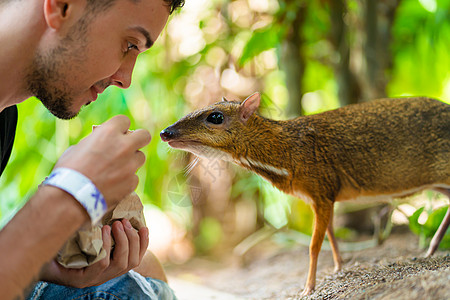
[110,57,137,89]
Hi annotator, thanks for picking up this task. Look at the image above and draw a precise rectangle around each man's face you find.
[27,0,170,120]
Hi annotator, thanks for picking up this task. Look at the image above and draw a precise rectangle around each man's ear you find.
[43,0,77,30]
[239,92,261,123]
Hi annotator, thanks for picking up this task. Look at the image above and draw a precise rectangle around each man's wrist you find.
[42,168,107,224]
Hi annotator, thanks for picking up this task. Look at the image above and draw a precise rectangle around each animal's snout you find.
[160,128,176,142]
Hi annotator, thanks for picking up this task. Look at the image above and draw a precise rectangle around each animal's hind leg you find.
[426,188,450,257]
[327,208,343,272]
[301,201,333,296]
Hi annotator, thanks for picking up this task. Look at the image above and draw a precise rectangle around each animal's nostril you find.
[160,129,175,141]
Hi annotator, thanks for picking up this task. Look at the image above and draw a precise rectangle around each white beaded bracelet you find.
[43,168,107,224]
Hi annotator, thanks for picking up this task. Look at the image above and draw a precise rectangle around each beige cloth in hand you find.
[57,192,146,269]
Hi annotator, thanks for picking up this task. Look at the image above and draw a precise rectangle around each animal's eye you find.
[206,112,224,124]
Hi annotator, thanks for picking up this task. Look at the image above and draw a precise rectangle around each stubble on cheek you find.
[26,51,79,120]
[25,23,92,120]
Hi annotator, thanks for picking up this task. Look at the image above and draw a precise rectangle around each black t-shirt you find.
[0,105,18,177]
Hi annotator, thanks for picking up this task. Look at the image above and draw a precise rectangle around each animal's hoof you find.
[425,246,436,258]
[334,266,341,273]
[300,286,314,297]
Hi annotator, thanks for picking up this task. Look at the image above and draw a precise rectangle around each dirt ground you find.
[166,226,450,300]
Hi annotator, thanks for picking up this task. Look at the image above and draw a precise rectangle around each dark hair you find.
[86,0,184,15]
[165,0,185,14]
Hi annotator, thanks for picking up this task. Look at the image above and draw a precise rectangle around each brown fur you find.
[161,93,450,295]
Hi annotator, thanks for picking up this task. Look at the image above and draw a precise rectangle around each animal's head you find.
[160,92,261,160]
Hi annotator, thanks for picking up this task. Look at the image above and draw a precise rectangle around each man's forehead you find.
[106,0,170,46]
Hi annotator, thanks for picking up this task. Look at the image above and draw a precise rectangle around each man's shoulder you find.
[0,105,18,176]
[0,105,18,137]
[0,105,18,121]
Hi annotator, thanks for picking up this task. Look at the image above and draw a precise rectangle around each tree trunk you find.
[281,2,308,117]
[361,0,402,100]
[329,0,362,106]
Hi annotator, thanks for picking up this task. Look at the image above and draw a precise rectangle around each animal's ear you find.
[240,92,261,123]
[222,97,229,102]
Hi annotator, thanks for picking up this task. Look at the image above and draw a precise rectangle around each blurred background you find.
[1,0,449,265]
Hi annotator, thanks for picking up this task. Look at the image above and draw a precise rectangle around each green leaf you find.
[238,25,282,67]
[423,206,449,237]
[440,233,450,249]
[409,206,425,235]
[409,206,450,250]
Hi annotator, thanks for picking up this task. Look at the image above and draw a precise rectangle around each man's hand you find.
[39,219,149,288]
[54,115,151,209]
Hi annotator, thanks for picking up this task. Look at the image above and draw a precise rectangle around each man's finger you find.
[122,219,141,268]
[100,225,112,267]
[80,225,113,285]
[127,129,151,149]
[138,227,149,262]
[134,151,146,169]
[110,221,129,273]
[104,115,131,134]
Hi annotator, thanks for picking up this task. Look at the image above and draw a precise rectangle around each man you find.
[0,0,184,299]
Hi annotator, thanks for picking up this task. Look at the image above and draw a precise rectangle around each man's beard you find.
[26,48,80,120]
[26,16,92,120]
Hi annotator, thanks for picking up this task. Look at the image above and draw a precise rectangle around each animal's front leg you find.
[301,201,333,296]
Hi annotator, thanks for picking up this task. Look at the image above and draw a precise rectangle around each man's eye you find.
[126,42,139,52]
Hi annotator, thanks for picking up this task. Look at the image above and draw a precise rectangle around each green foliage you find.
[1,0,449,254]
[409,206,450,249]
[238,24,284,67]
[288,198,313,235]
[194,217,223,253]
[334,227,358,241]
[389,0,450,99]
